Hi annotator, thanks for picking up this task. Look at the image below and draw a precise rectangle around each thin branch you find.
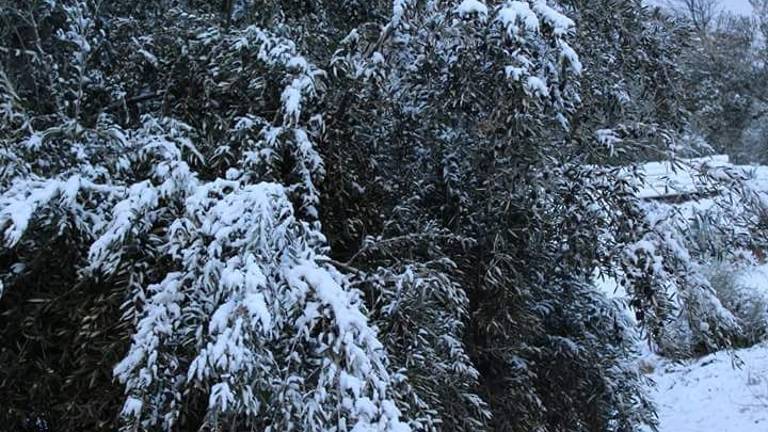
[344,233,461,266]
[317,257,366,276]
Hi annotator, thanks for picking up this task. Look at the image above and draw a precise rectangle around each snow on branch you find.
[113,180,409,431]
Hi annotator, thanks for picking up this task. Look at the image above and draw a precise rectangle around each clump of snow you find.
[497,1,540,35]
[121,396,143,417]
[0,176,117,248]
[0,180,66,246]
[595,128,622,152]
[524,76,549,97]
[281,78,308,123]
[88,180,159,273]
[456,0,488,18]
[559,40,582,74]
[391,0,411,26]
[531,0,575,36]
[496,1,575,37]
[504,65,525,81]
[23,132,43,150]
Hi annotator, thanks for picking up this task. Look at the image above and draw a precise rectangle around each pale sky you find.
[648,0,754,15]
[720,0,754,15]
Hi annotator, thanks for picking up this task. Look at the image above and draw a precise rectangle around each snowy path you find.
[639,264,768,432]
[647,344,768,432]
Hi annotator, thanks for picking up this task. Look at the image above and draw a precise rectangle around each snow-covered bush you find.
[619,201,743,356]
[364,261,491,431]
[608,155,768,357]
[707,262,768,346]
[111,181,407,431]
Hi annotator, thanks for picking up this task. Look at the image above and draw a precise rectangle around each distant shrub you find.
[706,262,768,347]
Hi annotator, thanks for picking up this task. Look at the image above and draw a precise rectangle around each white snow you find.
[456,0,488,18]
[504,65,525,81]
[281,84,303,121]
[634,155,732,199]
[739,264,768,298]
[497,2,540,35]
[646,343,768,432]
[524,76,549,97]
[531,1,575,36]
[286,260,370,335]
[391,0,410,26]
[120,396,143,417]
[209,382,235,411]
[23,132,43,150]
[615,155,768,202]
[558,40,582,74]
[598,262,768,432]
[88,180,160,273]
[0,180,63,246]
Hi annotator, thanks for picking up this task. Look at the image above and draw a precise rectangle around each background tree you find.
[672,0,768,164]
[668,0,720,32]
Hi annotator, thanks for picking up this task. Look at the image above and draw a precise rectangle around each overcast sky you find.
[720,0,754,15]
[648,1,754,15]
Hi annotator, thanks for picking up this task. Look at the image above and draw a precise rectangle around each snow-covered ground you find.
[598,259,768,432]
[646,343,768,432]
[641,265,768,432]
[627,154,768,201]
